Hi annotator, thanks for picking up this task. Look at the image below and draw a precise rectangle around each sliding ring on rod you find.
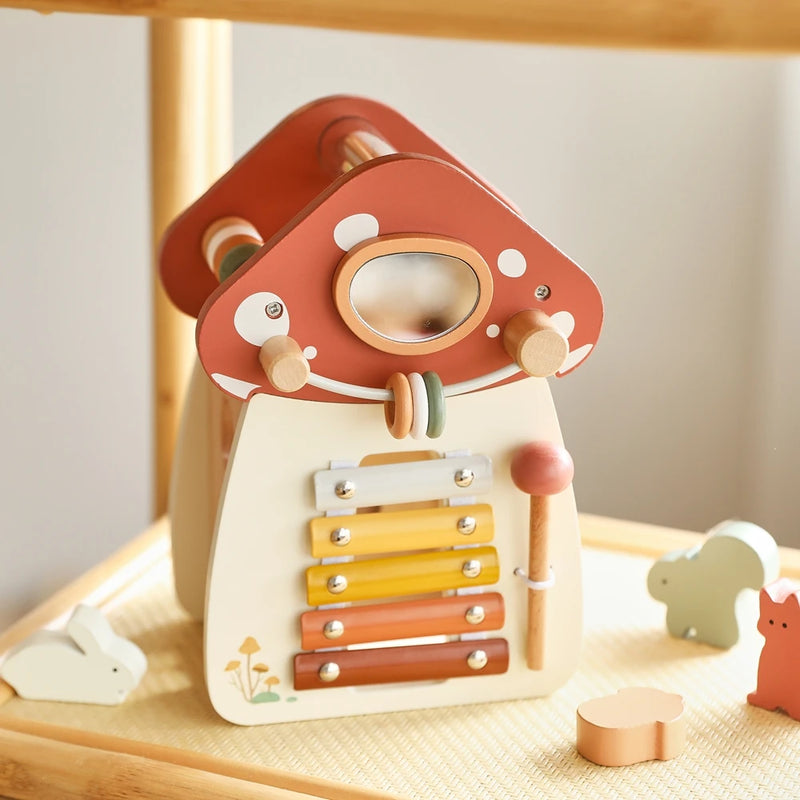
[423,371,446,439]
[384,372,413,439]
[201,216,263,282]
[408,372,429,440]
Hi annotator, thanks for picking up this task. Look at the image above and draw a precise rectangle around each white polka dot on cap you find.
[549,311,575,338]
[333,213,380,251]
[497,248,527,278]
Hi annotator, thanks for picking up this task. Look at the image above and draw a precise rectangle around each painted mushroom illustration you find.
[224,638,288,704]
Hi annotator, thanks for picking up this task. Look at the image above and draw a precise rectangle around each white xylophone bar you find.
[313,455,492,512]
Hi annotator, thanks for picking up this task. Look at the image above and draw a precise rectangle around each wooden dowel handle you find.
[503,309,569,377]
[259,335,310,393]
[526,495,550,670]
[510,442,574,671]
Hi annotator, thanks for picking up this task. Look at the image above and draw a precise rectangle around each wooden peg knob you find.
[503,309,569,378]
[258,336,310,393]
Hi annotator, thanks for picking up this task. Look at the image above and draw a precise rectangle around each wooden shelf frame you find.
[2,0,800,52]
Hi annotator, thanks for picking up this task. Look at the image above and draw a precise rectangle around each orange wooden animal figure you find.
[748,578,800,720]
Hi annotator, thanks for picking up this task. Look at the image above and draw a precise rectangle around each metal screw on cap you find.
[318,662,341,682]
[265,301,284,318]
[323,620,345,639]
[457,516,477,535]
[327,574,348,594]
[467,650,488,670]
[335,480,356,499]
[462,559,482,578]
[465,605,486,625]
[454,468,475,488]
[330,527,351,546]
[534,284,551,300]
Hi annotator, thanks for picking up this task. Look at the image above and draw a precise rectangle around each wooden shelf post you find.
[149,17,232,517]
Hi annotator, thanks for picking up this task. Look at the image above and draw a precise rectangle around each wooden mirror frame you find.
[332,234,494,356]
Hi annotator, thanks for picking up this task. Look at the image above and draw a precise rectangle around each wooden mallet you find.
[510,441,574,670]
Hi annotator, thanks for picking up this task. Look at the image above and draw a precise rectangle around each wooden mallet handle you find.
[510,442,574,670]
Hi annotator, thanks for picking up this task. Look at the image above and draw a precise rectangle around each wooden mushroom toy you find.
[503,309,569,377]
[510,441,574,669]
[577,687,686,766]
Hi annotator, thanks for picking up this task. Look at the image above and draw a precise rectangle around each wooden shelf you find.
[2,0,799,52]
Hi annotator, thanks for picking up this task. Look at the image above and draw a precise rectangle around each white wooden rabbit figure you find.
[0,604,147,705]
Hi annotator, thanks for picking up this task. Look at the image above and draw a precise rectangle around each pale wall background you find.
[0,11,797,631]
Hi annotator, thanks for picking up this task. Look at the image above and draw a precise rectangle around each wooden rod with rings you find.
[195,125,396,403]
[384,371,445,440]
[198,217,311,393]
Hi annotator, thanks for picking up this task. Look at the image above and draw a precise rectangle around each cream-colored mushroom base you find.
[201,377,581,725]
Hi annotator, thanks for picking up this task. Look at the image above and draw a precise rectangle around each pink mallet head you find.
[510,442,574,497]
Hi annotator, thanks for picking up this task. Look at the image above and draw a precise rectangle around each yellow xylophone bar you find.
[306,547,500,606]
[309,504,495,558]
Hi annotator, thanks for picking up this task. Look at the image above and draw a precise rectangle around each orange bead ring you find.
[384,372,413,439]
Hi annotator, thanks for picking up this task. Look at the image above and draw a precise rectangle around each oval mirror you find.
[348,251,480,343]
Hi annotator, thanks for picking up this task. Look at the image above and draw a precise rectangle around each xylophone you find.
[159,96,603,725]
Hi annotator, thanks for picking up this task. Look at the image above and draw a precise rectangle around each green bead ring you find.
[422,371,446,439]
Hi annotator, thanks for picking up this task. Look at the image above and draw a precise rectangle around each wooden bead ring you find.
[408,372,429,440]
[422,371,446,439]
[384,372,413,439]
[201,216,263,281]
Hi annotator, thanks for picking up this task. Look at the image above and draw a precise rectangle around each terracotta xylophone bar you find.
[294,638,509,690]
[300,591,505,650]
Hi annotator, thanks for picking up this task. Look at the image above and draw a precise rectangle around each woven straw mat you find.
[2,545,798,799]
